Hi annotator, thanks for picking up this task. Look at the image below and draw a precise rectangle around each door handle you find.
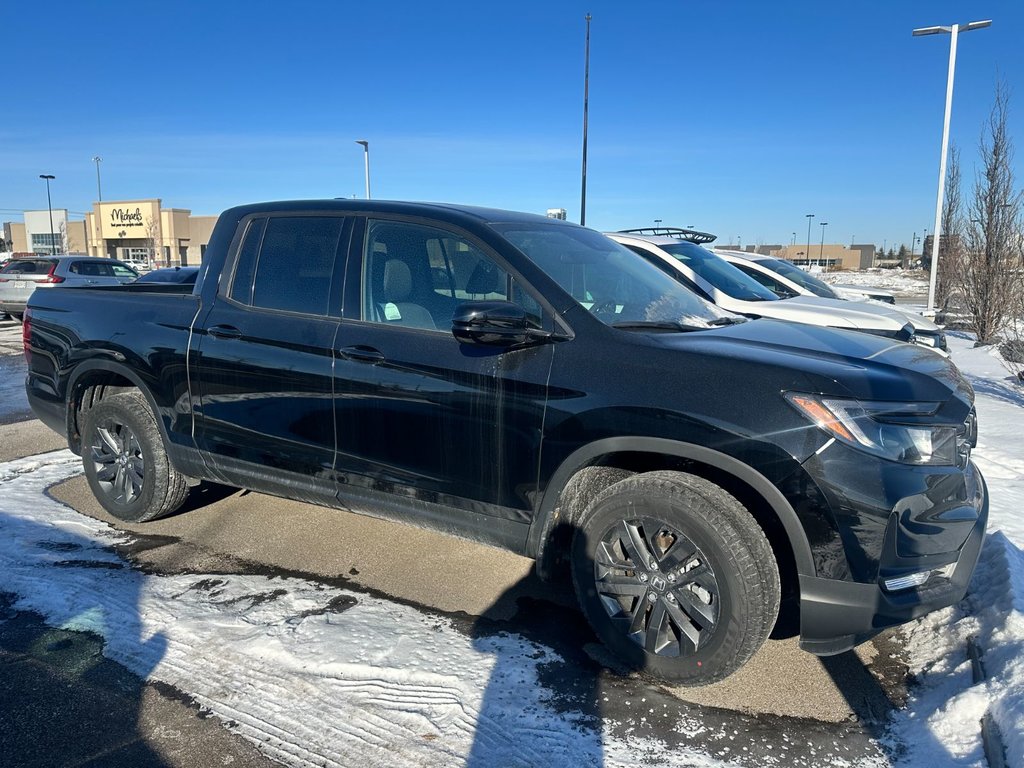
[207,325,243,340]
[338,345,385,364]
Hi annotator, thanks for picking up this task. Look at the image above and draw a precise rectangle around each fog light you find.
[883,562,956,593]
[883,572,930,592]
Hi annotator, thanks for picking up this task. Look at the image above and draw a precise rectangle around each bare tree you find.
[145,216,163,268]
[952,82,1024,345]
[58,221,81,254]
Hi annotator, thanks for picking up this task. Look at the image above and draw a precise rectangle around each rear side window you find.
[230,216,342,315]
[70,261,114,277]
[1,259,55,275]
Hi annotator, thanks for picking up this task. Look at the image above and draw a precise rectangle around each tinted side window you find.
[3,259,54,275]
[230,218,267,305]
[251,217,342,315]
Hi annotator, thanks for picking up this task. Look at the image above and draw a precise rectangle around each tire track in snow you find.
[0,450,610,768]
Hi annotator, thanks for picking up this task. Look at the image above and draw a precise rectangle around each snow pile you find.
[883,333,1024,766]
[888,533,1024,767]
[823,269,929,295]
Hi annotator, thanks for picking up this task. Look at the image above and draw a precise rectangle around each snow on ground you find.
[884,333,1024,768]
[1,316,1024,766]
[0,451,739,768]
[822,269,929,296]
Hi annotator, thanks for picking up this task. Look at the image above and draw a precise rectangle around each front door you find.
[331,217,554,547]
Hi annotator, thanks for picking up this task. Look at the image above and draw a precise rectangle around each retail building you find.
[4,199,217,268]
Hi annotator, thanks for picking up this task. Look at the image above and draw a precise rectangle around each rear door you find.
[331,216,554,546]
[191,214,350,502]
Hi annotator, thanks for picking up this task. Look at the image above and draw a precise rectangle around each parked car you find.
[133,266,200,285]
[712,250,946,352]
[831,283,898,304]
[0,255,138,319]
[25,201,986,685]
[712,249,897,303]
[609,231,931,348]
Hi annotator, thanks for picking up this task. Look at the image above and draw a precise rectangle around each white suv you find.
[712,249,946,352]
[607,230,931,349]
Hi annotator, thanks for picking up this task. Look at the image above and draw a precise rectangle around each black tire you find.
[81,390,191,523]
[571,470,780,686]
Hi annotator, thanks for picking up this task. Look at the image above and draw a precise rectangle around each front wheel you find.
[81,390,190,522]
[571,470,780,685]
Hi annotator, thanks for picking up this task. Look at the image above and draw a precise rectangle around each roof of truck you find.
[221,199,567,227]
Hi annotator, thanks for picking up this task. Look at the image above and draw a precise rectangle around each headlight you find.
[917,331,948,351]
[785,393,957,465]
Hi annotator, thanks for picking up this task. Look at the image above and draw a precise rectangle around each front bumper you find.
[798,469,988,655]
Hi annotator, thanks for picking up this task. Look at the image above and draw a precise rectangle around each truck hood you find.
[759,295,908,331]
[792,295,940,332]
[652,318,972,408]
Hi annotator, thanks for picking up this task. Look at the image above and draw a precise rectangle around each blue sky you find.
[2,1,1020,251]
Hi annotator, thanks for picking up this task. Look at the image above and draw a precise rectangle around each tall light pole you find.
[654,218,662,228]
[819,221,829,267]
[791,232,796,246]
[92,156,103,201]
[580,13,592,226]
[805,213,815,265]
[354,140,371,199]
[914,18,991,315]
[39,174,56,255]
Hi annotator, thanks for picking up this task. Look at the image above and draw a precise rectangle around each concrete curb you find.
[967,635,1007,768]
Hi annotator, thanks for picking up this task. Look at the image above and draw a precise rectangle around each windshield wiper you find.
[708,316,748,326]
[611,321,708,333]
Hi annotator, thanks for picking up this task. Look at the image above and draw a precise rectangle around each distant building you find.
[741,244,877,271]
[5,199,217,267]
[546,208,567,220]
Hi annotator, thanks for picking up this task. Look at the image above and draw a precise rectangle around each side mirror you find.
[452,301,536,346]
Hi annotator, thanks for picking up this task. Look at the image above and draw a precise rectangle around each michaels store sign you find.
[98,201,159,239]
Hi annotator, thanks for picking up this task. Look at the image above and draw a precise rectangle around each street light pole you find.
[914,18,991,314]
[355,140,371,199]
[580,13,592,227]
[819,222,828,267]
[39,174,56,255]
[805,213,815,265]
[92,156,103,201]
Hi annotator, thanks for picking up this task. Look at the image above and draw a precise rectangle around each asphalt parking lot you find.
[0,318,907,766]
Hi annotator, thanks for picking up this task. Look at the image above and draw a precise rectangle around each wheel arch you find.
[529,437,815,585]
[65,360,170,455]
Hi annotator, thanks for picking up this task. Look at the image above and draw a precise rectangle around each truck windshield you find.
[659,242,779,302]
[761,258,839,299]
[492,222,738,329]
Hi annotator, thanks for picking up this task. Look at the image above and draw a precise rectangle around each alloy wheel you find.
[89,418,146,506]
[594,518,720,656]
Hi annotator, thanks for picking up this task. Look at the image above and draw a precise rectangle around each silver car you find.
[0,256,139,319]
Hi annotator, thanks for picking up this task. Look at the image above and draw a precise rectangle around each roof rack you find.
[616,227,717,244]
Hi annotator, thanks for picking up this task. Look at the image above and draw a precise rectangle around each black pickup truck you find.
[24,200,987,685]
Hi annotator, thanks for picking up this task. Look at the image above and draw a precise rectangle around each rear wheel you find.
[81,390,190,522]
[571,470,780,685]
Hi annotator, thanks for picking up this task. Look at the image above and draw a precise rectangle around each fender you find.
[64,358,207,478]
[528,436,816,577]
